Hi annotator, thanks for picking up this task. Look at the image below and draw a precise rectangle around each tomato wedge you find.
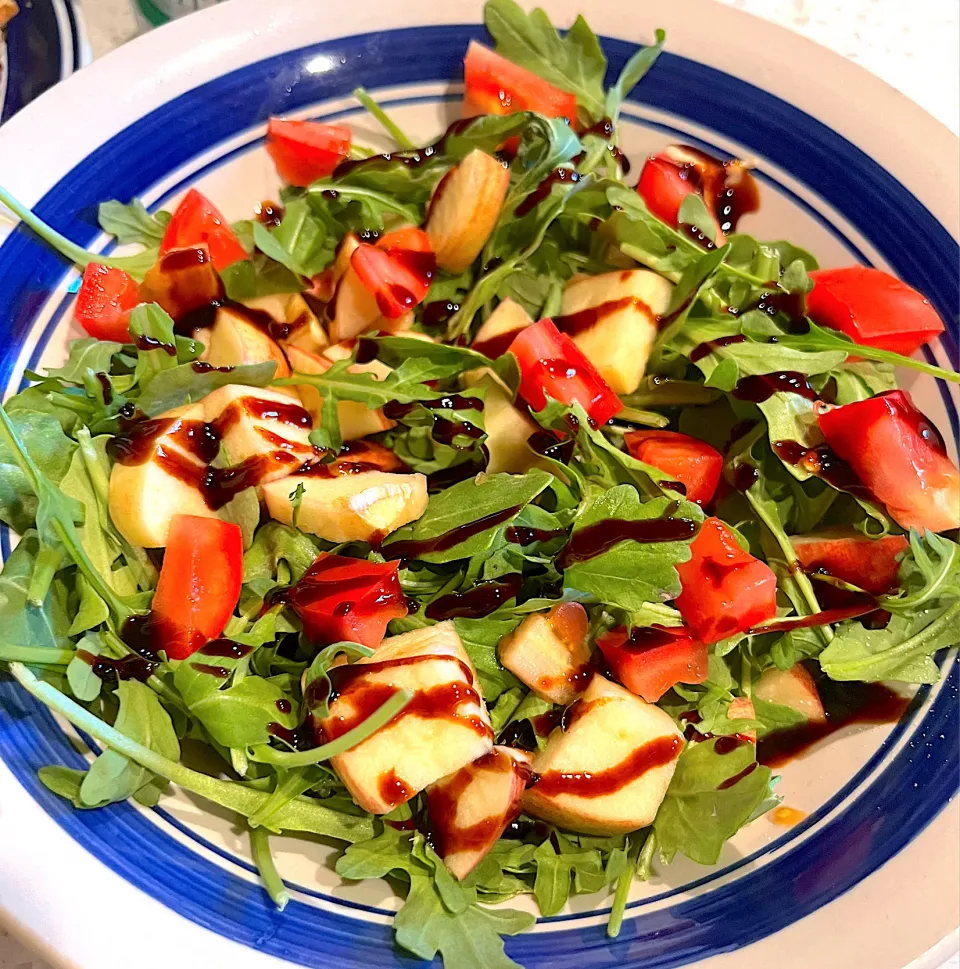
[597,624,708,702]
[139,245,223,321]
[75,264,140,342]
[792,528,908,595]
[818,390,960,532]
[463,41,578,123]
[160,189,248,272]
[636,154,706,230]
[509,319,623,426]
[151,515,243,660]
[806,267,944,356]
[351,227,436,319]
[675,517,777,643]
[623,429,723,504]
[266,118,352,187]
[284,553,407,648]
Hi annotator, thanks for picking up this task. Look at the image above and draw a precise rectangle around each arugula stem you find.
[250,825,290,911]
[635,829,657,879]
[609,409,670,429]
[0,645,75,664]
[249,768,323,828]
[307,183,421,224]
[8,662,373,840]
[607,838,642,938]
[352,87,416,150]
[248,690,411,766]
[744,488,833,644]
[27,543,62,607]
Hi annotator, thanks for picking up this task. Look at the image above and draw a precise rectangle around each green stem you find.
[9,662,374,841]
[249,768,323,829]
[250,825,290,911]
[635,829,657,879]
[607,838,642,938]
[610,408,670,429]
[247,690,411,767]
[352,87,415,150]
[100,628,183,711]
[27,543,63,607]
[744,488,833,644]
[0,645,75,664]
[307,183,421,224]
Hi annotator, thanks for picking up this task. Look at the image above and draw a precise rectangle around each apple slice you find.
[262,469,427,543]
[557,270,673,394]
[498,602,592,705]
[427,746,535,880]
[206,305,293,380]
[108,403,219,548]
[287,344,397,440]
[523,674,684,836]
[727,696,757,743]
[202,384,317,482]
[426,149,510,273]
[754,665,826,722]
[471,298,534,358]
[317,621,493,814]
[461,368,546,475]
[328,239,383,343]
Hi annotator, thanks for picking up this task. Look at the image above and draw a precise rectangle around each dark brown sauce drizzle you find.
[190,662,231,679]
[471,327,525,359]
[732,371,818,403]
[516,167,581,217]
[771,440,875,501]
[382,505,521,561]
[198,639,254,659]
[76,649,159,683]
[529,430,575,465]
[556,516,699,569]
[504,525,565,546]
[554,296,653,338]
[421,300,461,331]
[425,574,523,621]
[689,334,747,363]
[255,200,284,228]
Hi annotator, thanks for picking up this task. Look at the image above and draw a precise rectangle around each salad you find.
[1,2,958,966]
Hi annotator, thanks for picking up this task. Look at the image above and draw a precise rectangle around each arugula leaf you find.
[0,532,72,649]
[454,615,524,699]
[605,29,666,122]
[42,338,126,384]
[220,253,304,301]
[79,679,179,807]
[484,0,606,118]
[136,360,277,416]
[98,199,170,247]
[129,303,183,385]
[252,197,334,278]
[818,601,959,683]
[188,675,298,749]
[382,469,552,564]
[654,738,774,865]
[882,530,959,613]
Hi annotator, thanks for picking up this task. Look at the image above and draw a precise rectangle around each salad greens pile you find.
[0,2,958,967]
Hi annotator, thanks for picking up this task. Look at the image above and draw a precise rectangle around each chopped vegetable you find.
[266,118,352,187]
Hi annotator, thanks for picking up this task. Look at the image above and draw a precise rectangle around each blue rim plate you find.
[1,0,89,123]
[0,3,957,968]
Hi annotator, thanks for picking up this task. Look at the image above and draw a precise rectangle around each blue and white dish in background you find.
[0,1,956,967]
[1,0,90,123]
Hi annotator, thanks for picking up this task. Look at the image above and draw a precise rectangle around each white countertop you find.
[0,0,957,966]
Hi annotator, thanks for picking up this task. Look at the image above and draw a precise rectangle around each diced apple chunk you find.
[286,344,397,440]
[558,270,673,394]
[426,149,510,274]
[108,403,218,548]
[523,675,684,836]
[471,298,533,357]
[318,621,493,814]
[201,384,316,481]
[206,305,292,380]
[754,665,826,722]
[328,241,382,344]
[427,746,534,880]
[462,368,546,475]
[242,292,328,354]
[262,470,427,543]
[727,696,757,743]
[499,602,592,705]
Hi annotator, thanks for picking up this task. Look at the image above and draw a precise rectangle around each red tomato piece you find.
[265,118,352,187]
[636,154,703,228]
[675,517,778,644]
[285,553,408,648]
[807,267,944,357]
[351,228,436,319]
[160,188,248,272]
[74,264,140,342]
[509,319,623,426]
[792,528,908,595]
[463,41,578,123]
[623,429,723,504]
[818,390,960,532]
[597,624,708,702]
[151,515,243,660]
[139,245,223,321]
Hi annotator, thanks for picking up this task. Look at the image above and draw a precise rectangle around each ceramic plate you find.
[0,1,957,967]
[0,0,89,123]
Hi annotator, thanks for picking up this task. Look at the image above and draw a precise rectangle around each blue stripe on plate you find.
[0,24,957,969]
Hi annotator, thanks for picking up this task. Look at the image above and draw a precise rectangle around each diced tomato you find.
[139,245,223,321]
[636,155,704,229]
[623,429,723,504]
[265,118,352,187]
[160,188,248,272]
[806,267,944,357]
[351,227,436,319]
[151,515,243,660]
[597,624,708,702]
[74,264,140,342]
[509,319,622,426]
[285,553,407,648]
[463,41,578,123]
[675,517,778,643]
[818,390,960,532]
[792,528,908,595]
